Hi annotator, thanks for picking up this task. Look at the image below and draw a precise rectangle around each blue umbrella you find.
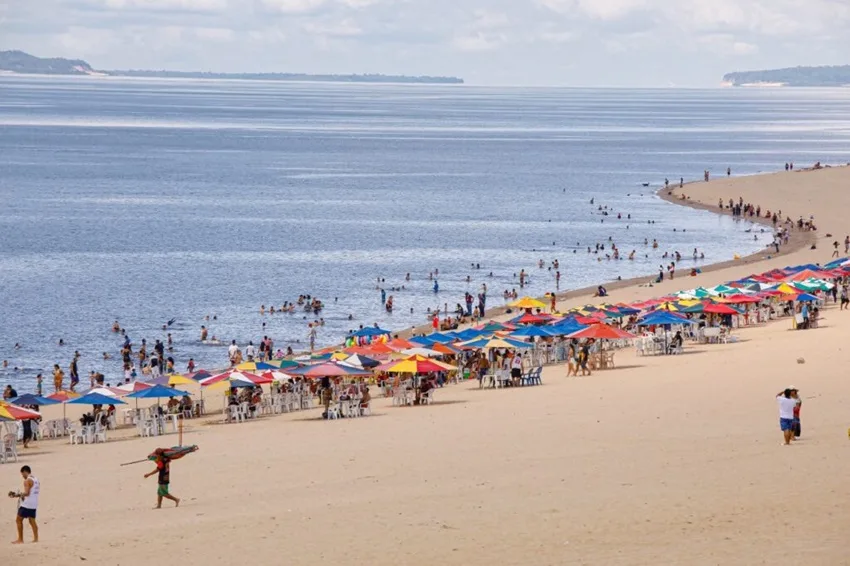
[408,335,436,346]
[795,293,819,302]
[510,326,556,338]
[547,318,589,336]
[350,326,391,337]
[453,328,486,341]
[637,311,693,326]
[68,392,127,406]
[126,384,189,399]
[10,393,60,406]
[426,333,456,344]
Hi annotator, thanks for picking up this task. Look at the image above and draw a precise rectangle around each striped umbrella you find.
[0,401,41,421]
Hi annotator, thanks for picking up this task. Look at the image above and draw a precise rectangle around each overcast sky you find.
[2,0,849,86]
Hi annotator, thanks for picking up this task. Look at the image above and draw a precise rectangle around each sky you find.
[2,0,850,86]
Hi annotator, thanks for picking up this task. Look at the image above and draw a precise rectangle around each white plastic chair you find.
[420,390,434,405]
[326,404,340,420]
[93,423,108,443]
[70,426,85,445]
[1,434,18,463]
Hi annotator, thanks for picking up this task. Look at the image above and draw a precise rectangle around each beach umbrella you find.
[794,293,819,302]
[259,370,296,383]
[185,370,213,381]
[116,381,153,393]
[637,311,693,326]
[785,269,832,282]
[702,302,741,315]
[475,322,512,333]
[721,294,762,304]
[46,391,81,402]
[126,384,191,399]
[164,374,197,387]
[120,445,200,467]
[235,361,279,371]
[0,401,42,421]
[293,352,333,363]
[510,312,553,325]
[401,347,443,358]
[267,359,301,370]
[341,354,381,369]
[9,394,59,406]
[377,355,457,374]
[350,326,391,338]
[425,333,457,344]
[289,361,372,378]
[509,296,547,310]
[386,338,415,350]
[67,392,127,406]
[459,337,533,350]
[83,386,126,397]
[452,328,485,341]
[510,326,556,338]
[200,371,272,387]
[567,324,636,340]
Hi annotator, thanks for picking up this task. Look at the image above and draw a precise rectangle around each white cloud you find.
[302,18,362,36]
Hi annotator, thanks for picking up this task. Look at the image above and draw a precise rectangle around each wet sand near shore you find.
[6,166,850,565]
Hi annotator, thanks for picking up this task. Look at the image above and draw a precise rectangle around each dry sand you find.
[5,167,850,565]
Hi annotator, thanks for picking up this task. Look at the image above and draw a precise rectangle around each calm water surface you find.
[2,77,849,391]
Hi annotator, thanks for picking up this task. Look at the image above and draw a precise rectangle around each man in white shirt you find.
[776,388,797,445]
[245,342,256,362]
[228,340,238,364]
[9,465,39,544]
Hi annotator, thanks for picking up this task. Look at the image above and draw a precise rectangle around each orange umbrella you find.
[567,323,635,340]
[46,391,81,402]
[386,338,414,350]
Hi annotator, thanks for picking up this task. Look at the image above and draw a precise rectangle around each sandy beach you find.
[5,166,850,565]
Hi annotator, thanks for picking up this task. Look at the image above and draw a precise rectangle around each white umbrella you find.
[401,347,443,358]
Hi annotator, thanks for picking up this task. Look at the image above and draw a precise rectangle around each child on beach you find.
[144,450,181,509]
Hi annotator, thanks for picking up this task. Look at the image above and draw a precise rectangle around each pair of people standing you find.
[776,387,802,445]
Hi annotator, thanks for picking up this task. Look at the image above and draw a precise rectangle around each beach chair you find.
[326,404,340,420]
[359,402,371,416]
[1,434,18,463]
[529,367,543,385]
[93,422,108,443]
[70,425,85,445]
[420,390,434,405]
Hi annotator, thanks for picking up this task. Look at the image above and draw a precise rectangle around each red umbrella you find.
[0,401,41,421]
[290,361,372,378]
[702,302,740,315]
[513,312,553,325]
[723,294,762,304]
[567,324,636,340]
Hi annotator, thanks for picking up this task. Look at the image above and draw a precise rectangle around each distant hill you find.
[723,65,850,87]
[0,50,97,75]
[0,50,464,84]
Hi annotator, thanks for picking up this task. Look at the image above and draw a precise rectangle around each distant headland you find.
[0,50,464,85]
[723,65,850,87]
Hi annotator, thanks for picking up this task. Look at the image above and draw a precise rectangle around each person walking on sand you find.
[10,465,39,544]
[144,450,180,509]
[790,387,802,438]
[776,388,797,445]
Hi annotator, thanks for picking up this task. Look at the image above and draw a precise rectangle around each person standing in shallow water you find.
[52,364,64,393]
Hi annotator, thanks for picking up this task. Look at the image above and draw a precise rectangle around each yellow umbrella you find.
[509,296,547,310]
[378,355,456,374]
[775,283,798,295]
[677,299,701,307]
[166,374,196,387]
[658,301,680,311]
